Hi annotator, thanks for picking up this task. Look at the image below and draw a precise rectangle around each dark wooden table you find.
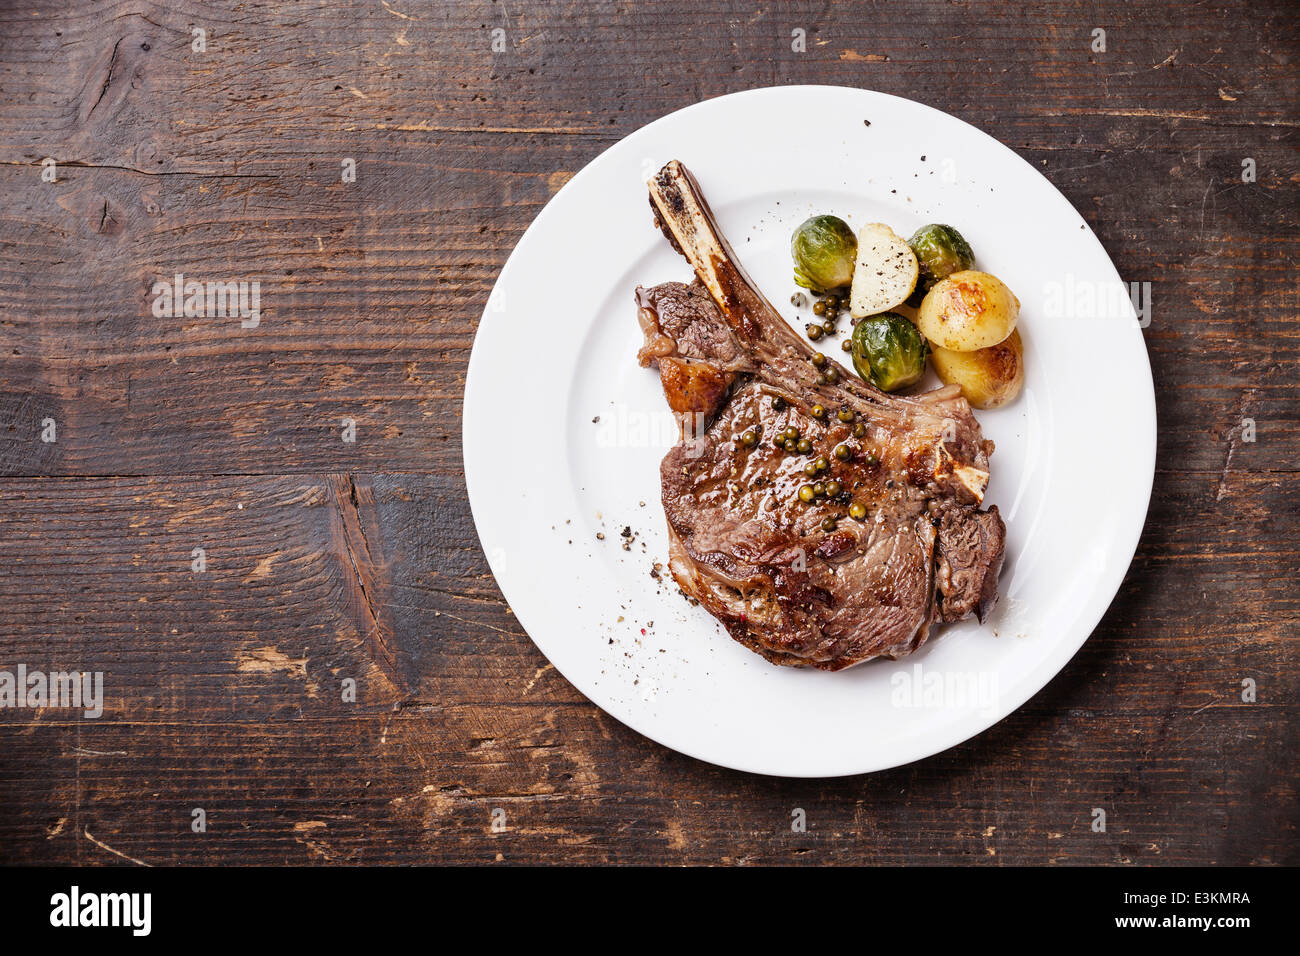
[1,0,1295,866]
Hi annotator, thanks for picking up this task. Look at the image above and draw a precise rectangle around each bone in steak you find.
[636,161,1005,669]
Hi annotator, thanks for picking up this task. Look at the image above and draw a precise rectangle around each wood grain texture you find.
[0,0,1296,865]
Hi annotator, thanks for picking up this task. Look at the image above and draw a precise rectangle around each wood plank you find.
[0,0,1295,866]
[0,1,1295,475]
[0,469,1294,863]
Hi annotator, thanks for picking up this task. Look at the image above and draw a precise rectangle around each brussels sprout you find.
[851,312,928,392]
[907,224,975,305]
[791,215,857,292]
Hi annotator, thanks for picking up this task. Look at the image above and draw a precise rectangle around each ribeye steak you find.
[636,161,1005,669]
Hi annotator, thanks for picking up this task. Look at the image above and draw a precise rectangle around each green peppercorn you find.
[783,438,797,452]
[834,443,851,461]
[797,484,815,503]
[811,352,827,368]
[813,300,827,317]
[824,367,840,384]
[806,324,823,341]
[796,438,812,455]
[740,430,757,447]
[814,456,829,472]
[837,408,855,423]
[815,373,828,386]
[852,423,867,438]
[827,294,841,309]
[825,479,842,497]
[812,482,826,497]
[821,516,838,532]
[804,460,819,477]
[841,338,852,352]
[865,452,880,466]
[821,320,837,335]
[783,426,799,440]
[849,502,867,521]
[811,404,826,419]
[772,396,787,411]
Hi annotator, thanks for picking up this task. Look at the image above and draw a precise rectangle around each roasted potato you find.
[916,270,1019,351]
[929,328,1024,409]
[849,223,918,317]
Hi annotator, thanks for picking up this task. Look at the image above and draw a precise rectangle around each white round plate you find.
[464,86,1155,777]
